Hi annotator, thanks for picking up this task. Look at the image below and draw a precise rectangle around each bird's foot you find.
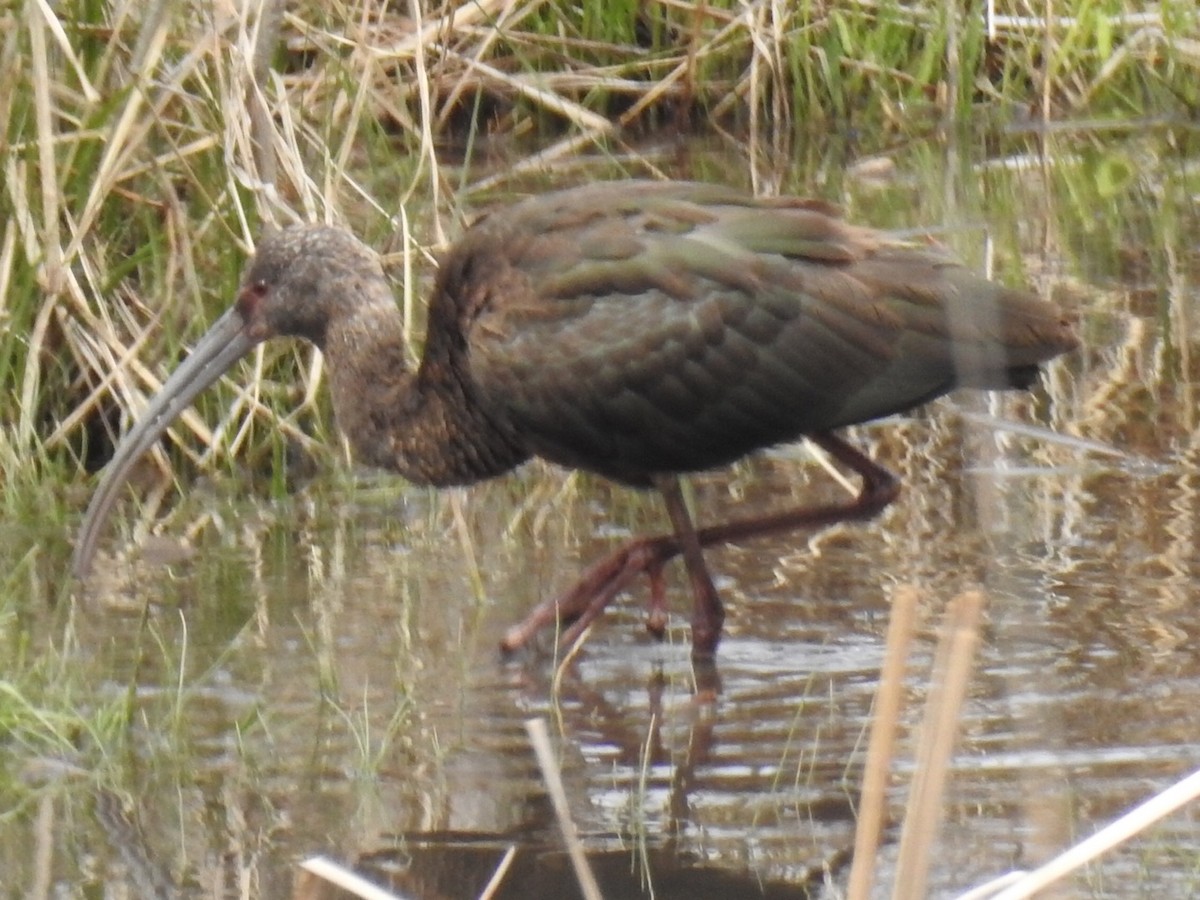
[500,534,677,654]
[644,564,669,638]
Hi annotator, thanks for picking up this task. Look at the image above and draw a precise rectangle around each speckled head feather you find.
[236,225,390,349]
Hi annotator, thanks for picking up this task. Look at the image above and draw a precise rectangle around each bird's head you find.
[235,225,386,348]
[71,224,385,577]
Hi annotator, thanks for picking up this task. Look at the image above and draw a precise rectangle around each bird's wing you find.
[455,183,1071,483]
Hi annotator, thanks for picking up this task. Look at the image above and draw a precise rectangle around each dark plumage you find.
[73,181,1077,656]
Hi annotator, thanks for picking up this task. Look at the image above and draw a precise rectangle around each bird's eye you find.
[236,281,269,317]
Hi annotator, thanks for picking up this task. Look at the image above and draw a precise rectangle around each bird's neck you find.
[323,295,527,486]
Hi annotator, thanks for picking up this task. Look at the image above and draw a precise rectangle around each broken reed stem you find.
[477,845,518,900]
[846,584,922,900]
[891,589,986,900]
[526,717,604,900]
[247,0,283,190]
[298,855,410,900]
[985,767,1200,900]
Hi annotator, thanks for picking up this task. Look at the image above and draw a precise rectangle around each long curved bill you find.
[72,307,260,578]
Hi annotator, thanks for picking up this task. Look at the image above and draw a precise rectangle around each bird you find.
[72,180,1077,657]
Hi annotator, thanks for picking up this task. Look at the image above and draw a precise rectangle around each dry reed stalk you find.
[21,2,60,455]
[441,51,615,134]
[432,0,520,132]
[466,131,613,194]
[450,490,487,603]
[632,8,745,125]
[0,224,15,321]
[408,0,446,246]
[28,0,99,101]
[368,0,513,61]
[526,717,605,900]
[551,615,593,723]
[67,1,172,262]
[980,767,1200,900]
[990,9,1163,30]
[891,589,986,900]
[846,584,922,900]
[50,316,235,456]
[298,856,410,900]
[477,845,518,900]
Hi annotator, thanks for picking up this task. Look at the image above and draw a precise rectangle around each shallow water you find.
[9,124,1200,898]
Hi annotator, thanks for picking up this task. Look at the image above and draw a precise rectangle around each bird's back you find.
[426,181,1076,486]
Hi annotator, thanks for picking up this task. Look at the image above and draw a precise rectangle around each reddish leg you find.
[499,432,901,656]
[656,475,725,655]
